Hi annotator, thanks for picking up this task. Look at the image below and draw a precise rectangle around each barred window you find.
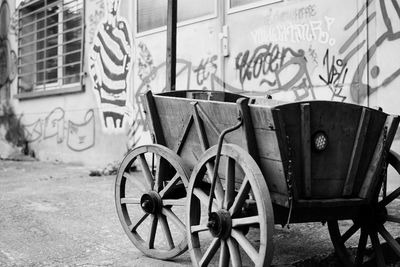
[18,0,84,94]
[137,0,215,34]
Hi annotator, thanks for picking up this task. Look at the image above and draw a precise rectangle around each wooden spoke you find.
[387,214,400,223]
[355,227,368,266]
[115,145,190,259]
[229,177,250,216]
[159,173,180,198]
[120,197,141,205]
[231,229,258,263]
[379,186,400,207]
[190,224,209,234]
[341,223,361,243]
[377,225,400,257]
[193,188,218,210]
[139,154,155,190]
[162,207,185,229]
[232,216,259,228]
[199,238,221,267]
[227,237,242,267]
[123,172,146,192]
[148,214,158,249]
[369,229,385,267]
[205,162,224,206]
[162,199,186,206]
[187,144,273,267]
[154,156,163,192]
[219,240,229,267]
[129,213,149,232]
[224,157,235,209]
[159,215,175,250]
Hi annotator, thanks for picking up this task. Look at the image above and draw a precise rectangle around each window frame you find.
[135,0,218,37]
[16,0,85,100]
[227,0,282,15]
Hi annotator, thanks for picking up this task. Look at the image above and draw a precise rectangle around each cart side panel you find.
[273,101,388,200]
[152,95,247,173]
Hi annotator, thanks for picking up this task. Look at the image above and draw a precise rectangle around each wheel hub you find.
[357,205,388,227]
[207,210,232,239]
[140,191,162,214]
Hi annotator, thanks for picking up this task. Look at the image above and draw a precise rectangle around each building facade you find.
[1,0,399,167]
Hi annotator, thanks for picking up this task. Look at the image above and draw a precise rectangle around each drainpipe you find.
[166,0,177,91]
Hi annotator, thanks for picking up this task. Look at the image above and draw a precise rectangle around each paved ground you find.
[0,159,399,266]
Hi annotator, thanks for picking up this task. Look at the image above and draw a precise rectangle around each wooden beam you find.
[342,108,371,196]
[301,103,311,198]
[359,115,400,199]
[236,98,260,165]
[141,91,166,146]
[166,0,177,91]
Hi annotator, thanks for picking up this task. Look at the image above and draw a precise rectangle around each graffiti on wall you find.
[0,0,17,103]
[319,49,348,102]
[251,17,336,46]
[89,0,133,132]
[339,0,400,103]
[23,108,95,152]
[234,43,304,88]
[87,0,105,45]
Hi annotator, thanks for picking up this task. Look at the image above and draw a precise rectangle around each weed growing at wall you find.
[0,102,25,147]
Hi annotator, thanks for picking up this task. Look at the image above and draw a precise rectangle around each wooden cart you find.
[115,90,400,266]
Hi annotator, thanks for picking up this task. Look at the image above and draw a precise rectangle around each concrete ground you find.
[0,159,399,266]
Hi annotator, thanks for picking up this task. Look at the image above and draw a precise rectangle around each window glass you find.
[230,0,280,9]
[18,0,84,93]
[137,0,215,33]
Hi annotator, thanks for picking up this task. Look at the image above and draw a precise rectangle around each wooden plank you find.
[311,179,345,198]
[236,98,260,164]
[142,91,166,145]
[301,103,311,198]
[196,104,221,138]
[166,0,177,91]
[254,129,281,161]
[359,115,400,199]
[296,198,366,208]
[343,108,371,196]
[271,108,298,201]
[249,105,276,130]
[192,102,210,152]
[258,157,288,206]
[174,114,193,154]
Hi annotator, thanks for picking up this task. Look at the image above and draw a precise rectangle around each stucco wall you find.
[1,0,400,167]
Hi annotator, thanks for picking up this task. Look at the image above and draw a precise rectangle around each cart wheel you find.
[328,150,400,267]
[186,144,274,267]
[115,144,190,259]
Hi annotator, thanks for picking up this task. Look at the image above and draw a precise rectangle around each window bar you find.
[19,61,81,77]
[19,35,82,55]
[19,0,82,23]
[78,0,85,87]
[29,72,85,87]
[58,1,63,87]
[19,26,82,48]
[19,0,64,21]
[43,0,48,91]
[18,11,82,34]
[18,50,81,68]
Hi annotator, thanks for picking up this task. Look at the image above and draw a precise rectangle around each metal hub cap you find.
[207,210,232,239]
[140,191,162,214]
